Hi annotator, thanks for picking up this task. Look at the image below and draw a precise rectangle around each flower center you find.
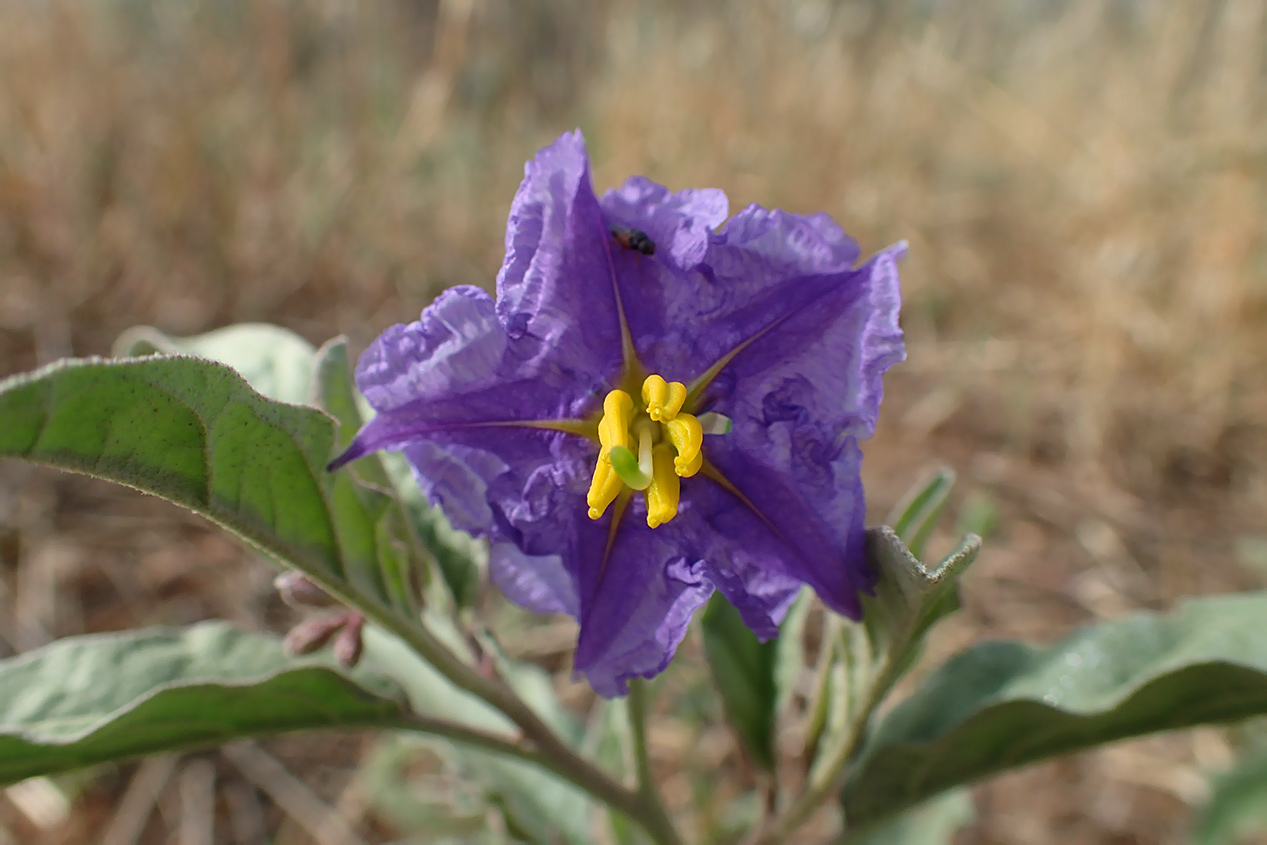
[586,374,703,528]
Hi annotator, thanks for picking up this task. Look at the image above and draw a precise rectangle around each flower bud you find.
[283,615,346,656]
[333,613,366,668]
[274,571,336,608]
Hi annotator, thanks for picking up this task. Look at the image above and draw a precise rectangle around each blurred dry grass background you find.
[0,0,1265,842]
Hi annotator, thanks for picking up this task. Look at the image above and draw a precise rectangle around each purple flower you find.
[332,130,905,696]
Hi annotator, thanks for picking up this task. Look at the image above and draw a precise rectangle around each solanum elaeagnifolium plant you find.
[4,131,1267,844]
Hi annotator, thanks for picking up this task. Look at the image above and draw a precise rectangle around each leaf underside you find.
[843,592,1267,828]
[0,623,405,785]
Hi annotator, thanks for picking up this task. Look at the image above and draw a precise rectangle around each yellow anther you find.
[644,444,680,528]
[664,413,703,477]
[598,390,634,449]
[588,390,635,520]
[677,449,703,478]
[587,380,706,526]
[587,458,623,519]
[641,374,687,422]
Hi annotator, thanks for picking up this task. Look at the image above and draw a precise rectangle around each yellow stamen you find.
[587,458,622,519]
[644,444,680,528]
[587,390,634,519]
[664,413,703,477]
[677,449,703,478]
[598,390,634,449]
[587,377,715,526]
[641,374,687,422]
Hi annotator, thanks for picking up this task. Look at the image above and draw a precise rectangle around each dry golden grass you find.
[2,0,1263,497]
[1,1,1265,843]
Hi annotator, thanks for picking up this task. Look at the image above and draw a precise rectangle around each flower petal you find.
[489,542,578,617]
[600,176,728,272]
[704,438,870,619]
[691,246,905,618]
[350,285,594,421]
[331,278,605,629]
[718,205,860,275]
[496,129,626,383]
[598,199,884,384]
[571,484,809,695]
[571,513,714,697]
[704,244,905,442]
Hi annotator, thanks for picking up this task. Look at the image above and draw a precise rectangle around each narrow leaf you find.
[381,450,487,609]
[861,528,981,676]
[701,592,778,770]
[586,699,642,845]
[0,623,405,784]
[774,588,812,721]
[310,335,484,610]
[313,337,424,614]
[886,467,955,560]
[312,337,385,481]
[843,592,1267,829]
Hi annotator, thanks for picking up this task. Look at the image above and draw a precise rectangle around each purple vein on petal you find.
[593,198,641,383]
[683,305,801,410]
[699,459,787,547]
[579,488,633,640]
[683,263,873,410]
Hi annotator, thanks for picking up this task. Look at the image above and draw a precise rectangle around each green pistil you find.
[608,446,652,490]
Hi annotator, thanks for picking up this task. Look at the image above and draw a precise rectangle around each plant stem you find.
[322,582,683,843]
[801,613,843,769]
[395,712,672,837]
[394,713,547,763]
[627,681,682,845]
[757,646,897,845]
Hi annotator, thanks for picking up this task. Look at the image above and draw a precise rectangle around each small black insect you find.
[611,226,655,256]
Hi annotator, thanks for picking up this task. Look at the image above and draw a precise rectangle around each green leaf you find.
[886,467,955,560]
[955,490,999,541]
[1193,747,1267,845]
[312,337,424,614]
[586,699,643,845]
[311,336,384,479]
[381,450,486,610]
[364,623,594,845]
[849,789,975,845]
[802,615,844,768]
[774,588,812,721]
[0,356,338,573]
[115,323,317,406]
[860,528,981,682]
[358,737,499,840]
[0,355,409,624]
[843,592,1267,830]
[312,333,484,610]
[0,622,406,784]
[701,592,778,770]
